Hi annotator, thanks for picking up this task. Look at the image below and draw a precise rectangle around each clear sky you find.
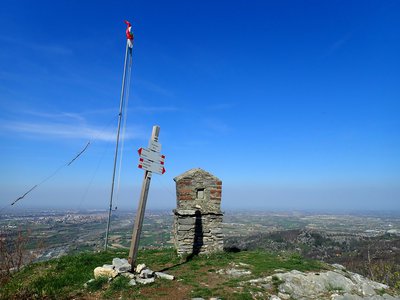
[1,0,399,212]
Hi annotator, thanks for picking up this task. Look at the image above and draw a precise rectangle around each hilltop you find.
[1,248,399,300]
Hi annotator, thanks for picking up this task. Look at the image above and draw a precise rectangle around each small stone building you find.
[172,168,224,255]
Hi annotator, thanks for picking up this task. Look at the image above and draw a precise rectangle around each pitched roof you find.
[174,168,221,182]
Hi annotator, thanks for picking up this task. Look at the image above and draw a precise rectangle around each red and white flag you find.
[124,20,134,48]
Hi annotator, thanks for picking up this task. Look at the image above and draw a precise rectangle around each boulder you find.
[246,267,396,300]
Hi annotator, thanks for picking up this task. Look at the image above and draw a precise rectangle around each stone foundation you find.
[173,209,224,255]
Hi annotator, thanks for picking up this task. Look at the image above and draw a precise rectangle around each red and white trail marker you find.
[138,147,165,164]
[138,157,166,174]
[137,141,166,175]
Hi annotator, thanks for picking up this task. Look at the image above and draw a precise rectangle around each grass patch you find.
[376,288,386,296]
[191,286,213,298]
[86,276,108,292]
[103,276,132,298]
[229,250,324,277]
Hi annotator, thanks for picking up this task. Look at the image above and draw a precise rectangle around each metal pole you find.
[128,125,160,271]
[105,41,130,251]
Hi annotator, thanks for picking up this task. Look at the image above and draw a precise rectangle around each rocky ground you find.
[225,229,400,288]
[191,262,399,300]
[247,264,397,300]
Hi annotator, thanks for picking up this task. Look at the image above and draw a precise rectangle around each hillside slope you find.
[0,248,398,300]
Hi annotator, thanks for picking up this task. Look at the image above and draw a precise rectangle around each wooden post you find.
[128,125,160,271]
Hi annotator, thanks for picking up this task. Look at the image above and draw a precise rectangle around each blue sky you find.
[1,0,399,211]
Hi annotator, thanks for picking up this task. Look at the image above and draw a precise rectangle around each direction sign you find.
[148,140,161,152]
[138,148,165,164]
[138,158,165,174]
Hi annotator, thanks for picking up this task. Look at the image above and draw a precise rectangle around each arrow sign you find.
[138,158,165,175]
[138,148,165,164]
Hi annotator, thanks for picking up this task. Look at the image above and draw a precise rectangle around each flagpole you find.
[105,40,130,251]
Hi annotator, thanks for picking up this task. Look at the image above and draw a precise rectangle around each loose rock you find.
[94,266,118,279]
[140,268,154,279]
[136,277,155,284]
[135,263,146,274]
[83,278,95,288]
[155,271,175,280]
[112,258,131,273]
[217,268,251,277]
[128,279,137,286]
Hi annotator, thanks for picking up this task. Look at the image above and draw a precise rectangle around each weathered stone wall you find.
[173,209,224,255]
[173,168,224,255]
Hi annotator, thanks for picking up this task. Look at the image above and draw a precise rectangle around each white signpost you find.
[129,125,166,271]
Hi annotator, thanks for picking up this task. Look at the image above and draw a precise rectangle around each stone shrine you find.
[172,168,224,255]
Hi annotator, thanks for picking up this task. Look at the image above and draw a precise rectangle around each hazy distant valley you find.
[1,209,400,287]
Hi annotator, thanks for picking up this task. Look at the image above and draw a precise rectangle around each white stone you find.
[112,258,131,273]
[136,277,155,284]
[94,266,118,279]
[155,271,175,280]
[116,263,131,273]
[112,257,129,268]
[140,268,154,279]
[135,263,146,273]
[83,278,95,288]
[128,279,137,286]
[176,209,196,215]
[224,268,251,277]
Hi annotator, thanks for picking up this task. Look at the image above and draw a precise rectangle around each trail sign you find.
[138,157,166,174]
[138,148,165,164]
[129,125,165,272]
[137,135,166,175]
